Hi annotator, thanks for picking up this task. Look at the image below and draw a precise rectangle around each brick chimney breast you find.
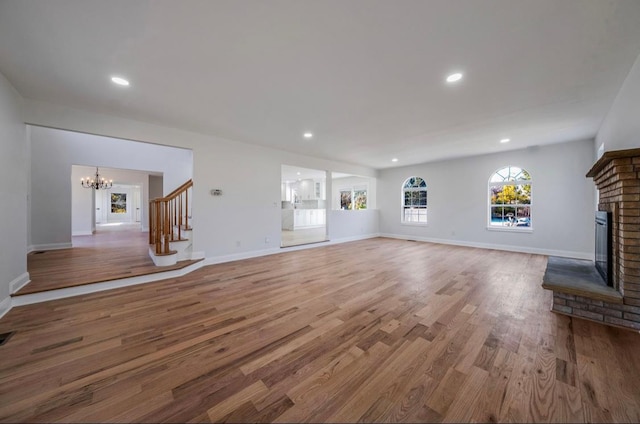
[587,148,640,312]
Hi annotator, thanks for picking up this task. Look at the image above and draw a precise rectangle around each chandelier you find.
[81,167,113,190]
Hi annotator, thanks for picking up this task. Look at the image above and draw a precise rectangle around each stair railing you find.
[149,179,193,255]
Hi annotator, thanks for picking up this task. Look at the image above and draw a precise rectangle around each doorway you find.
[95,184,141,227]
[281,165,328,247]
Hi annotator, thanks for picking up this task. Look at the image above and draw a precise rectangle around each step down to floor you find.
[12,259,204,306]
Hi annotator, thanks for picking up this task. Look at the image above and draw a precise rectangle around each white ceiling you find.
[74,165,162,182]
[2,0,640,169]
[281,165,324,182]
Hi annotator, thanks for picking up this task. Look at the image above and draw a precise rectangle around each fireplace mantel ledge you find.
[586,147,640,178]
[542,256,623,304]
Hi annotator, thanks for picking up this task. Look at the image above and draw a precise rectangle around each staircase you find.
[149,179,194,266]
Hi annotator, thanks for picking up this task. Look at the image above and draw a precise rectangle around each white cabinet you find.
[282,208,326,230]
[296,179,325,200]
[286,209,325,229]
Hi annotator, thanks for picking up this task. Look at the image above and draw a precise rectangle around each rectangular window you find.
[340,190,352,210]
[403,207,427,223]
[489,186,531,227]
[354,189,367,210]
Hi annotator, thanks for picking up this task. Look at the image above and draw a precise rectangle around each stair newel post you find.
[155,200,162,254]
[172,198,176,240]
[178,192,182,240]
[169,198,174,241]
[185,188,189,230]
[163,200,170,254]
[149,200,153,245]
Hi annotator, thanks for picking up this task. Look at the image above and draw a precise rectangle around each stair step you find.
[151,249,178,256]
[148,246,178,266]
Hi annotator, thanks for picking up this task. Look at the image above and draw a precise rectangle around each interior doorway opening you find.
[71,164,163,246]
[281,165,328,247]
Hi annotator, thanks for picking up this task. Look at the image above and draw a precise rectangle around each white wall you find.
[329,209,379,241]
[30,126,192,248]
[0,72,28,315]
[596,52,640,154]
[71,166,94,235]
[23,100,378,260]
[377,139,596,259]
[149,175,163,200]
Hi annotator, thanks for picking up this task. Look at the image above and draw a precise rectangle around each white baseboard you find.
[11,261,205,307]
[378,233,592,260]
[0,296,11,319]
[29,242,73,252]
[72,230,94,236]
[10,272,31,294]
[204,247,282,266]
[328,233,381,244]
[203,233,380,266]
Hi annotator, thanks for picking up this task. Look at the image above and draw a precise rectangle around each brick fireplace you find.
[545,148,640,331]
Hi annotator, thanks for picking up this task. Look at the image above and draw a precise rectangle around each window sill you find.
[401,222,428,227]
[486,226,533,233]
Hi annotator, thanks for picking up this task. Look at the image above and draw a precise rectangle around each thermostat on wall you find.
[210,189,222,196]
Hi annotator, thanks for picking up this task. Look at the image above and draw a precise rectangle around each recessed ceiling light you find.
[111,76,130,86]
[500,138,511,143]
[303,132,313,139]
[296,172,301,175]
[391,158,398,162]
[446,72,463,83]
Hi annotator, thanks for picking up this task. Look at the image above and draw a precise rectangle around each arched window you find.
[402,176,427,223]
[489,166,531,229]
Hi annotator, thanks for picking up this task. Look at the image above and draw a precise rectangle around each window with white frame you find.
[340,190,352,210]
[488,166,532,229]
[402,176,427,223]
[339,187,367,210]
[353,188,367,210]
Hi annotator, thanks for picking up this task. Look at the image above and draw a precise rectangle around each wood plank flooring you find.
[281,227,327,247]
[21,227,200,295]
[1,238,640,422]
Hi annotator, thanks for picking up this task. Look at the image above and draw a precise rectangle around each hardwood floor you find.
[281,227,327,247]
[21,226,200,295]
[1,238,639,422]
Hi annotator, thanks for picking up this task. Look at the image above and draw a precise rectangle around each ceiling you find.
[1,1,640,169]
[282,165,326,183]
[74,165,163,182]
[281,165,354,183]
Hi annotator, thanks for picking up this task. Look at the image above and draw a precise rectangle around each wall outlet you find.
[236,240,241,247]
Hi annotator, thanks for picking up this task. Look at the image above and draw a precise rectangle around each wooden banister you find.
[164,179,193,200]
[149,179,193,256]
